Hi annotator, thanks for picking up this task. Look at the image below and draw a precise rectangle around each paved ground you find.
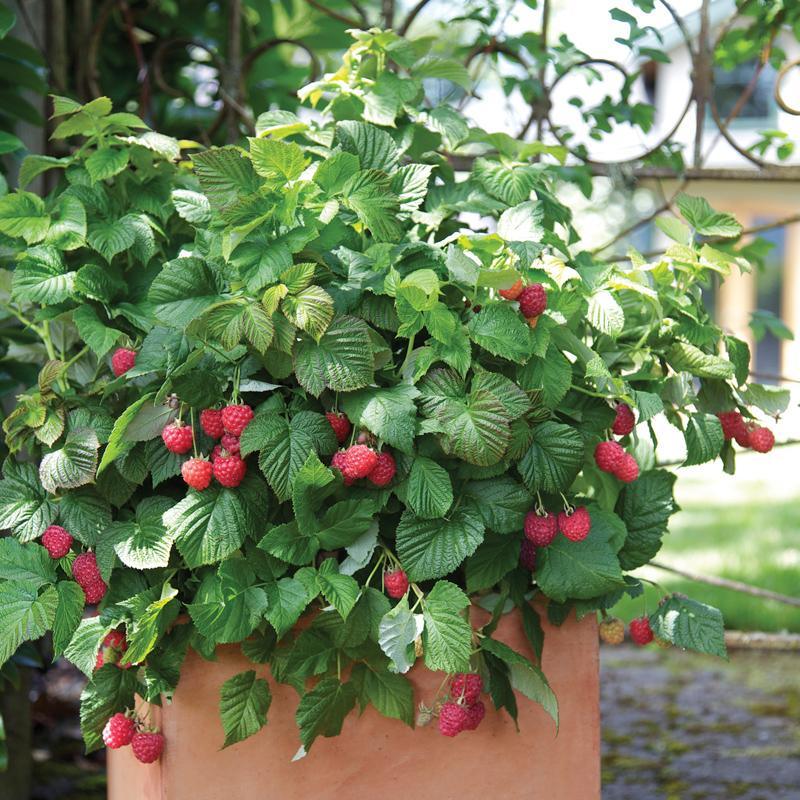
[601,645,800,800]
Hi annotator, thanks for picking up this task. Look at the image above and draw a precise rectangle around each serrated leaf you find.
[39,428,99,494]
[463,476,532,533]
[296,677,356,751]
[87,217,136,261]
[46,193,87,250]
[112,496,175,569]
[496,200,544,242]
[220,670,272,748]
[0,583,57,666]
[85,147,129,181]
[121,584,179,664]
[683,413,724,466]
[517,345,572,409]
[73,305,120,357]
[0,539,56,587]
[335,121,399,172]
[0,191,50,242]
[265,578,309,638]
[675,193,742,238]
[421,580,472,672]
[406,457,453,519]
[149,257,223,327]
[248,137,308,181]
[171,189,212,223]
[465,533,521,592]
[466,304,533,363]
[0,461,58,541]
[282,285,334,340]
[79,664,138,752]
[650,595,727,658]
[518,422,584,494]
[57,489,111,546]
[587,290,625,337]
[65,616,109,677]
[666,342,734,380]
[52,581,85,658]
[316,561,359,620]
[340,385,419,454]
[378,598,420,674]
[355,664,414,726]
[12,246,75,304]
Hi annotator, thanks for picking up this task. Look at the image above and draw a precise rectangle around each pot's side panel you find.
[109,610,599,800]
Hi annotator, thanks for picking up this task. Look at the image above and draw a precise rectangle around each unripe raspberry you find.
[161,421,193,454]
[463,701,486,731]
[72,552,101,586]
[41,525,73,558]
[341,445,378,480]
[599,617,625,645]
[367,451,396,487]
[212,454,247,488]
[557,505,591,542]
[111,348,136,377]
[450,673,483,704]
[199,408,224,439]
[629,616,654,645]
[498,279,523,300]
[102,713,135,749]
[384,569,409,598]
[519,539,537,571]
[749,426,774,453]
[182,457,213,490]
[595,440,625,473]
[524,511,557,546]
[221,404,253,436]
[612,403,635,436]
[131,731,165,764]
[518,283,547,318]
[438,701,468,737]
[614,453,639,483]
[325,412,351,444]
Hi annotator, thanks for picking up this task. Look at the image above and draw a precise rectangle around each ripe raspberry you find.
[103,630,127,651]
[72,552,101,586]
[161,421,193,454]
[612,404,635,436]
[450,673,483,704]
[524,510,557,547]
[212,454,247,488]
[220,433,240,453]
[595,440,625,473]
[463,701,486,731]
[330,450,354,486]
[221,404,253,436]
[519,539,537,571]
[498,279,523,300]
[749,426,774,453]
[102,713,135,749]
[341,445,378,480]
[367,451,396,487]
[182,457,213,490]
[95,651,105,670]
[614,453,639,483]
[82,578,107,605]
[325,412,351,445]
[734,425,751,448]
[716,410,745,441]
[199,408,224,439]
[629,616,654,645]
[384,569,409,598]
[41,525,73,558]
[211,444,223,461]
[598,617,625,645]
[131,731,165,764]
[557,506,591,542]
[111,347,136,378]
[438,701,468,737]
[517,283,547,318]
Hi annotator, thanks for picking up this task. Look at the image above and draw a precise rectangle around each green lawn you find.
[612,443,800,633]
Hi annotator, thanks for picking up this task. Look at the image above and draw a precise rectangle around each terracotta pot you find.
[108,607,599,800]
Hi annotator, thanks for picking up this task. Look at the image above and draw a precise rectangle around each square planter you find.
[108,607,599,800]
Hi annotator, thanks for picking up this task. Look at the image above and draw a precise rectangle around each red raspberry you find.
[438,701,468,737]
[212,454,247,488]
[517,283,547,318]
[595,440,625,473]
[161,421,194,454]
[463,701,486,731]
[612,404,635,436]
[220,433,240,453]
[221,404,253,436]
[341,445,378,480]
[325,412,351,444]
[102,713,135,749]
[111,347,136,377]
[598,617,625,645]
[367,451,396,487]
[450,673,483,704]
[72,552,101,586]
[83,578,107,605]
[384,569,409,598]
[614,453,639,483]
[557,506,591,542]
[331,451,354,486]
[131,731,165,764]
[524,511,557,546]
[629,616,654,646]
[182,457,213,490]
[749,426,774,453]
[41,525,73,558]
[519,539,537,571]
[734,425,751,448]
[716,410,745,441]
[95,651,105,670]
[103,630,127,651]
[498,279,523,300]
[199,408,224,439]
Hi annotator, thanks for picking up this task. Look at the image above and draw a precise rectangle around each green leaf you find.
[0,538,55,587]
[518,422,585,494]
[587,290,625,337]
[65,616,109,676]
[496,201,544,242]
[46,193,87,250]
[0,583,57,666]
[12,246,75,304]
[465,533,521,593]
[436,389,511,466]
[259,521,318,566]
[683,413,724,466]
[633,390,664,422]
[193,146,260,208]
[87,217,136,261]
[39,428,99,494]
[675,193,742,238]
[421,580,472,672]
[666,342,734,379]
[171,189,212,224]
[52,581,85,658]
[296,677,356,751]
[340,385,419,454]
[355,664,414,726]
[517,345,572,409]
[335,121,399,172]
[204,300,274,352]
[378,598,420,674]
[73,305,120,357]
[122,584,179,664]
[406,457,453,519]
[464,476,531,533]
[473,158,538,205]
[0,460,58,542]
[293,315,374,396]
[248,137,308,181]
[412,57,471,89]
[219,670,272,748]
[740,383,791,416]
[396,502,484,582]
[282,285,334,341]
[264,578,309,638]
[149,257,223,328]
[0,191,50,242]
[97,393,156,474]
[80,665,138,752]
[342,169,403,242]
[112,496,175,569]
[317,499,378,549]
[85,147,129,181]
[650,595,727,658]
[466,304,534,363]
[617,470,678,570]
[316,561,360,621]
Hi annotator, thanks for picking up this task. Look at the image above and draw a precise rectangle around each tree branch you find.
[399,0,434,35]
[304,0,362,28]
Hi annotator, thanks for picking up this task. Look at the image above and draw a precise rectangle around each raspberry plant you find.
[0,30,790,755]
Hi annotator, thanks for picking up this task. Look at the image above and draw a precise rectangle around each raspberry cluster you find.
[95,629,130,670]
[72,552,107,605]
[102,711,164,763]
[716,411,774,453]
[594,440,639,483]
[331,444,396,487]
[438,674,486,737]
[497,280,547,327]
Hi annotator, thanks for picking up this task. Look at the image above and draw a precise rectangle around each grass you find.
[611,442,800,633]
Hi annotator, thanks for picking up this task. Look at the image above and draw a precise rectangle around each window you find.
[711,60,777,124]
[753,223,785,383]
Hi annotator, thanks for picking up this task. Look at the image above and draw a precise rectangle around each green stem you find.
[397,337,415,377]
[570,383,610,400]
[62,345,89,372]
[0,302,44,337]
